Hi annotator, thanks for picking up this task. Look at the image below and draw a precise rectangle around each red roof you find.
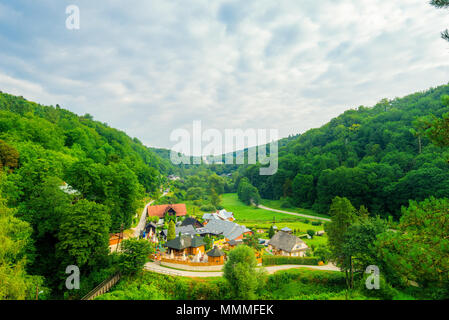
[147,204,187,218]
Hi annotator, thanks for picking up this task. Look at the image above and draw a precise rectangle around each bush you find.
[262,256,320,266]
[307,230,315,238]
[311,221,322,226]
[200,204,216,212]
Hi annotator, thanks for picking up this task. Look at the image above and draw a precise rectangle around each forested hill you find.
[239,83,449,218]
[0,91,176,228]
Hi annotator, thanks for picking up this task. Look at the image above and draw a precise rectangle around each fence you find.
[81,273,121,300]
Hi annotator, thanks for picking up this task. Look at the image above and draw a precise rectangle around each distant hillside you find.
[0,91,177,185]
[238,83,449,218]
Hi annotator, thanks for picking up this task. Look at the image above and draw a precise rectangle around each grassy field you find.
[221,193,328,247]
[260,198,330,219]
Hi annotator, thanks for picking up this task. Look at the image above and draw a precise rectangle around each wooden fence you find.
[81,273,121,300]
[160,257,224,266]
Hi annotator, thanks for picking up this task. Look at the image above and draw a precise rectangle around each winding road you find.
[257,204,331,222]
[144,261,339,278]
[133,191,168,238]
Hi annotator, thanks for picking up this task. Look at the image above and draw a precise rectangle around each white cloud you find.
[0,0,448,155]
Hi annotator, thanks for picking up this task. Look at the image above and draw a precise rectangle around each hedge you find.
[262,256,320,266]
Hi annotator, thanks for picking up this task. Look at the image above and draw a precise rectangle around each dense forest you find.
[0,92,176,298]
[235,84,449,218]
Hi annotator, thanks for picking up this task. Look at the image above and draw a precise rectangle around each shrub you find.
[307,230,315,238]
[311,221,322,226]
[200,204,216,212]
[262,256,320,266]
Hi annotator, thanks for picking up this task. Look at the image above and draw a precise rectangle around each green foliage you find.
[325,197,358,265]
[237,85,449,217]
[430,1,449,41]
[200,204,216,212]
[306,230,315,238]
[0,140,19,171]
[260,269,346,300]
[262,256,320,266]
[357,273,398,300]
[376,197,449,299]
[237,178,261,206]
[223,245,267,299]
[167,220,176,241]
[0,183,44,300]
[56,199,110,272]
[119,239,154,275]
[313,245,331,263]
[268,225,275,239]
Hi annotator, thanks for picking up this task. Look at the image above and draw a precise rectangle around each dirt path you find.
[144,261,339,278]
[257,204,331,222]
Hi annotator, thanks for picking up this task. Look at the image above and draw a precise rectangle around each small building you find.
[207,246,225,264]
[160,225,197,240]
[181,217,204,228]
[165,235,205,257]
[145,222,157,235]
[268,230,309,257]
[226,239,242,248]
[147,204,187,218]
[196,219,253,241]
[202,209,234,223]
[280,227,293,234]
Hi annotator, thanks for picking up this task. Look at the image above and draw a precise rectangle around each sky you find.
[0,0,448,155]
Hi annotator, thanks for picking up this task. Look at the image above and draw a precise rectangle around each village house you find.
[165,234,205,257]
[196,219,252,242]
[202,209,235,224]
[181,217,204,228]
[160,225,197,240]
[268,230,309,257]
[147,204,187,218]
[206,246,225,264]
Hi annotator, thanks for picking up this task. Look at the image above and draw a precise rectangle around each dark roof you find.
[268,230,307,253]
[207,246,225,257]
[165,235,205,250]
[198,219,252,241]
[161,225,196,238]
[145,222,157,229]
[181,217,203,228]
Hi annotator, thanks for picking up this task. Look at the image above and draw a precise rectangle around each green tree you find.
[223,245,266,299]
[167,220,176,241]
[0,192,44,299]
[324,196,358,289]
[341,215,387,289]
[268,225,275,239]
[56,200,110,273]
[119,239,154,275]
[376,197,449,298]
[0,140,19,171]
[431,0,449,41]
